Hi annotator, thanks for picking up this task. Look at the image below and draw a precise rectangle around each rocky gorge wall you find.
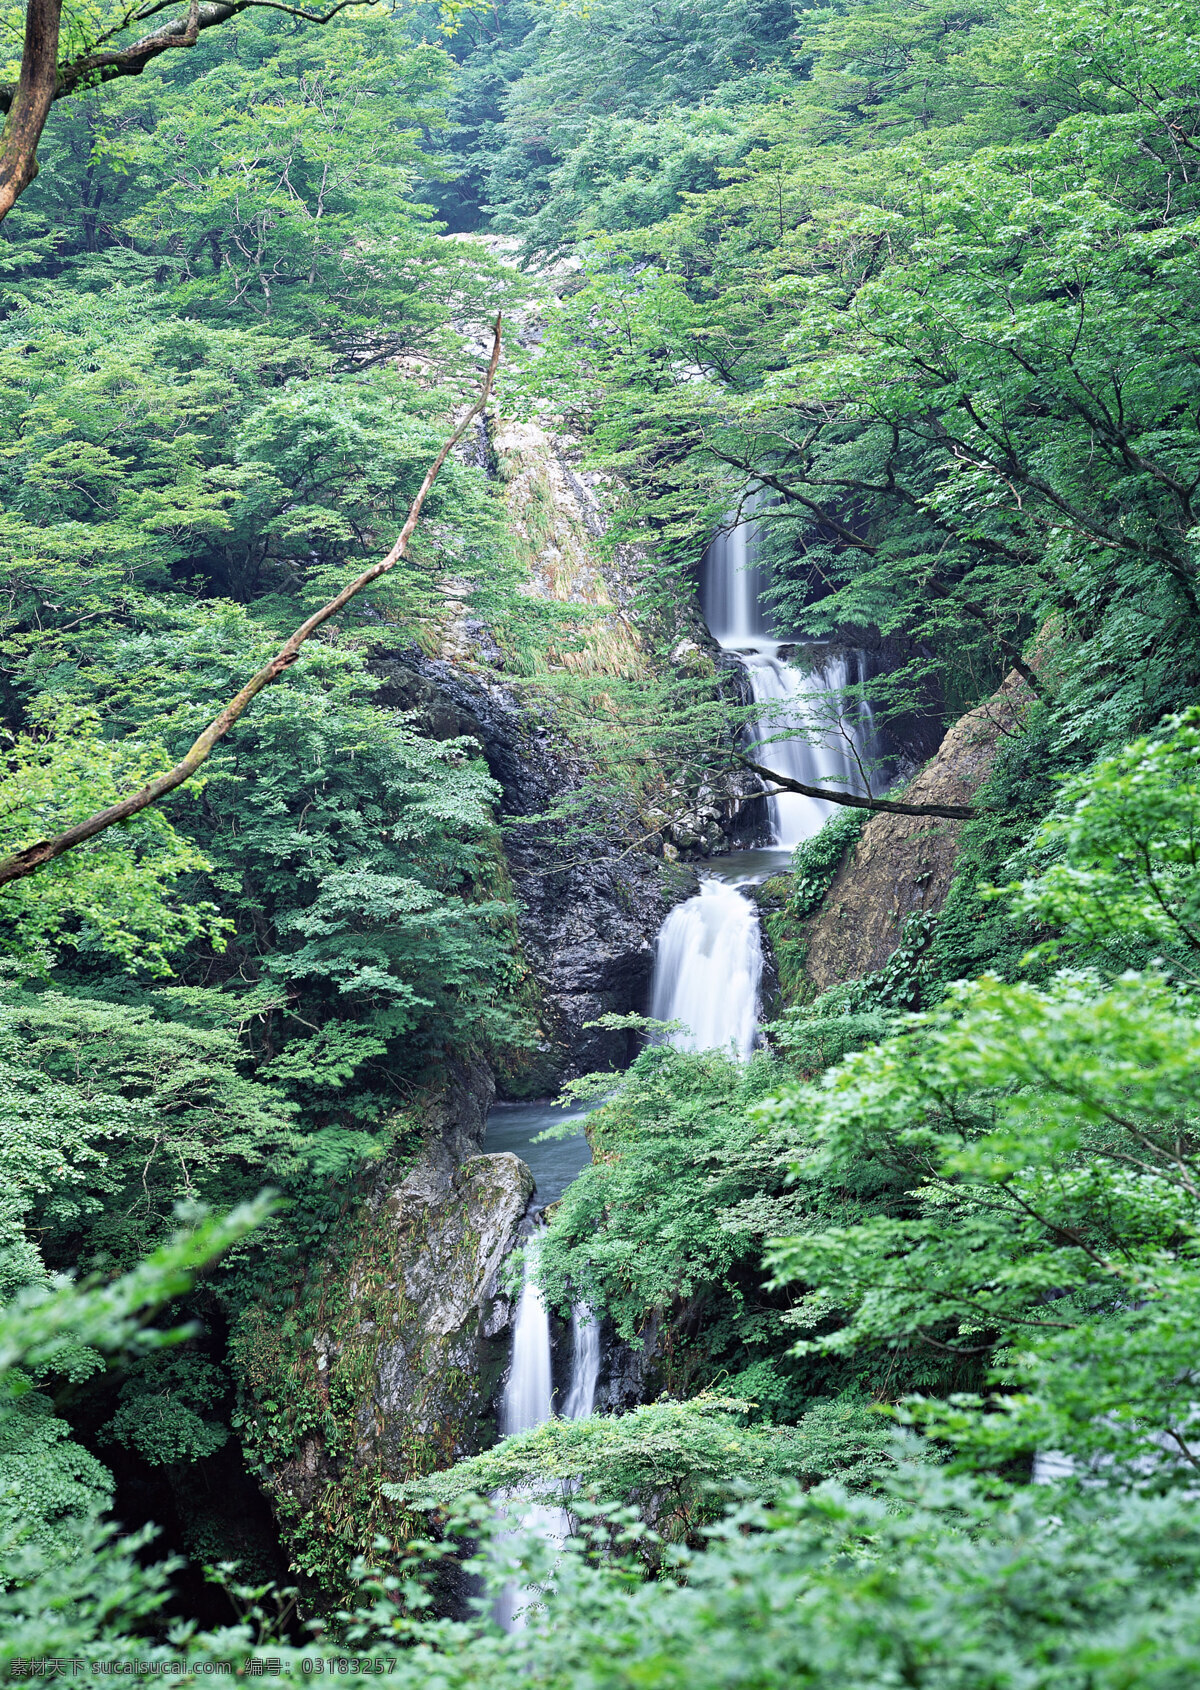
[233,1061,534,1595]
[780,671,1038,995]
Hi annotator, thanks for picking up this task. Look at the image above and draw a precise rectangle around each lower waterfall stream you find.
[485,1101,602,1629]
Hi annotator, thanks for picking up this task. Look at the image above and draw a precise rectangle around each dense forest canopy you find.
[4,0,1200,1682]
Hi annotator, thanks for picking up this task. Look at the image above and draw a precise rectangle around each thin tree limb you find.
[0,0,369,223]
[0,317,504,890]
[739,756,976,821]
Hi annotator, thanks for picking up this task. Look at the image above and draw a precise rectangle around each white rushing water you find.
[701,505,875,843]
[646,496,878,1058]
[563,1306,601,1421]
[699,507,771,645]
[502,1231,555,1437]
[649,878,764,1060]
[495,1231,565,1632]
[742,645,876,848]
[495,1227,602,1631]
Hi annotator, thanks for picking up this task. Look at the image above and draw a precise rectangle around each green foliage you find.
[7,603,531,1130]
[540,1041,944,1413]
[11,0,1200,1670]
[5,11,510,350]
[0,702,225,976]
[102,1350,231,1466]
[0,1198,436,1668]
[0,1390,113,1559]
[772,1004,892,1078]
[440,0,800,242]
[0,295,515,632]
[539,1046,793,1341]
[402,1392,896,1548]
[0,985,297,1271]
[786,807,866,923]
[450,1476,1200,1687]
[509,0,1200,756]
[9,1228,1200,1682]
[1007,706,1200,976]
[761,964,1200,1480]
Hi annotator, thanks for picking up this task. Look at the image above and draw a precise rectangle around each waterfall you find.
[699,499,876,848]
[496,1230,564,1632]
[699,510,771,645]
[649,878,763,1059]
[563,1307,601,1420]
[502,1229,554,1436]
[495,1230,603,1629]
[501,1237,600,1433]
[644,495,877,1062]
[743,646,876,848]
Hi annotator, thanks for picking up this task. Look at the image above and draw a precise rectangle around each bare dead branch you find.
[0,317,504,890]
[739,756,977,821]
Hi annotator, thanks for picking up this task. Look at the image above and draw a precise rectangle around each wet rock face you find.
[255,1062,535,1547]
[372,651,697,1082]
[592,1314,665,1414]
[370,1145,535,1465]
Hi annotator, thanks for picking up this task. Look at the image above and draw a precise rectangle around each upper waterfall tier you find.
[699,512,773,645]
[699,500,877,849]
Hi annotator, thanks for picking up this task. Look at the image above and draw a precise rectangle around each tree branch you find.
[739,756,976,821]
[0,318,504,890]
[0,0,370,221]
[51,0,365,105]
[0,0,63,220]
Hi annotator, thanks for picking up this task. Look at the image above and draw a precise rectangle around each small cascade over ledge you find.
[494,1230,604,1631]
[564,1306,602,1420]
[502,1224,554,1438]
[649,879,763,1059]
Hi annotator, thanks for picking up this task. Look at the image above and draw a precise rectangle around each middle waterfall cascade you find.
[649,878,764,1060]
[742,645,876,848]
